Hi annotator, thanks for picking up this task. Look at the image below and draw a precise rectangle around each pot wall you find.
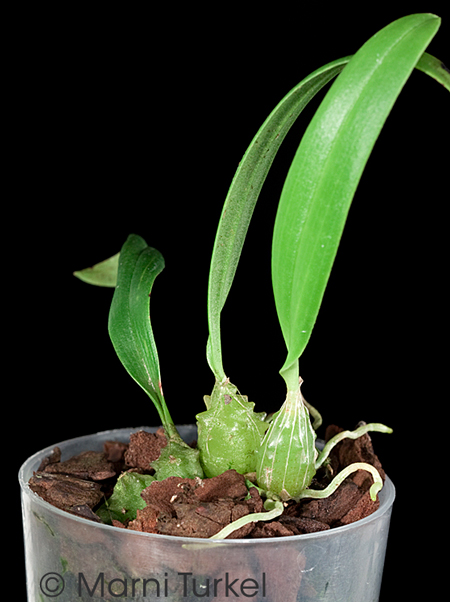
[19,426,395,601]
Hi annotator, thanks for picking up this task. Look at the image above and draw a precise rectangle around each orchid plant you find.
[75,14,449,535]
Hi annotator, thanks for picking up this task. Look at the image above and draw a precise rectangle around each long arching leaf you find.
[206,32,447,383]
[207,56,350,380]
[271,14,442,390]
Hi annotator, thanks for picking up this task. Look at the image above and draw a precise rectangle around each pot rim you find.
[19,425,396,545]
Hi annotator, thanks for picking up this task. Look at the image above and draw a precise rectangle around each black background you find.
[13,7,448,600]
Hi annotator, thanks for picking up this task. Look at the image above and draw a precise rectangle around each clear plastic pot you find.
[19,426,395,601]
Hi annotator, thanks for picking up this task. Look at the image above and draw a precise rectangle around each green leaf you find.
[205,42,446,383]
[206,56,350,380]
[108,234,172,427]
[416,52,450,90]
[96,471,155,524]
[73,252,119,287]
[107,234,205,479]
[271,14,442,390]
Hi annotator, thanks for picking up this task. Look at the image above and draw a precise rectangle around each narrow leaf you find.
[416,52,450,90]
[206,40,446,383]
[73,252,119,287]
[271,14,442,389]
[207,56,350,380]
[108,234,170,426]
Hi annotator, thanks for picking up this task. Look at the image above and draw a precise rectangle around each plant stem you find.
[206,336,227,384]
[280,360,300,393]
